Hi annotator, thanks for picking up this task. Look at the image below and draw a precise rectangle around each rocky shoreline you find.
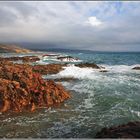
[0,55,140,138]
[0,56,40,63]
[0,55,107,113]
[33,64,66,75]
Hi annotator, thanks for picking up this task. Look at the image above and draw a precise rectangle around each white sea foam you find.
[131,110,140,117]
[35,60,49,65]
[83,92,95,109]
[57,65,96,79]
[55,64,140,80]
[101,64,140,73]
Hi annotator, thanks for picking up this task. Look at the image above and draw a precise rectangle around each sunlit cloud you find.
[86,16,102,27]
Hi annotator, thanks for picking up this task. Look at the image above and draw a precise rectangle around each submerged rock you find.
[132,66,140,70]
[0,61,70,112]
[75,63,100,69]
[95,121,140,138]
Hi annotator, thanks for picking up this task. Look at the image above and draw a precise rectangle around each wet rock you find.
[132,66,140,70]
[32,64,66,75]
[0,61,70,112]
[75,63,101,69]
[54,77,78,82]
[0,56,40,63]
[95,121,140,138]
[99,70,108,72]
[57,56,80,62]
[0,57,66,75]
[100,66,105,69]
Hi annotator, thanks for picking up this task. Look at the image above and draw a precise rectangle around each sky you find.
[0,1,140,52]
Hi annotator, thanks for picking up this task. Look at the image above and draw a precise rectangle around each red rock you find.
[32,64,66,75]
[0,61,70,112]
[0,56,40,63]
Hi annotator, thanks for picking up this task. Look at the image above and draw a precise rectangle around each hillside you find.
[0,44,31,53]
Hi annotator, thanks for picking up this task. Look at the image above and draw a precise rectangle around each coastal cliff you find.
[0,44,31,53]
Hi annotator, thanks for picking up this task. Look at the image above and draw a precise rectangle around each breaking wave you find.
[54,64,140,80]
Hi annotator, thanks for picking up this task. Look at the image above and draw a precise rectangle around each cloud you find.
[0,7,17,26]
[86,16,102,27]
[0,1,140,51]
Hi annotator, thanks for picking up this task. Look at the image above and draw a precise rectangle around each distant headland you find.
[0,44,31,53]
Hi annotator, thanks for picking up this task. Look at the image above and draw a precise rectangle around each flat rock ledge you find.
[0,61,70,113]
[0,56,40,63]
[0,56,67,75]
[95,121,140,138]
[33,64,66,75]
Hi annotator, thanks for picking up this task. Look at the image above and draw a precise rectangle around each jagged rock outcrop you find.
[0,56,66,75]
[95,121,140,138]
[0,56,40,63]
[0,61,70,112]
[57,56,80,62]
[75,63,100,69]
[33,64,66,75]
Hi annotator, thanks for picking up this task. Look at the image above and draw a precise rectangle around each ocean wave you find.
[57,65,95,79]
[54,64,140,80]
[100,64,140,73]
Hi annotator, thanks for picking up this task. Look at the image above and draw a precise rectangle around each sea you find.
[0,50,140,138]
